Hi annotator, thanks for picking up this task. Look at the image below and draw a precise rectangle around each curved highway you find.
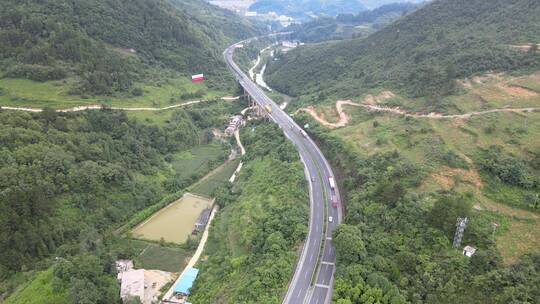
[224,37,342,304]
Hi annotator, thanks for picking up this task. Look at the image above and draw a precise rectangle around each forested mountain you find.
[359,0,426,9]
[287,2,421,43]
[0,0,261,96]
[249,0,367,18]
[266,0,540,99]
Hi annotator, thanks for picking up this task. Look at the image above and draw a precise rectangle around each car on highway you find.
[328,216,333,223]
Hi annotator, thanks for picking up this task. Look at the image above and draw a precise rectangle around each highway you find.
[224,37,342,304]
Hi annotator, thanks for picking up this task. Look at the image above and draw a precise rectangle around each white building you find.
[225,115,243,135]
[463,245,477,257]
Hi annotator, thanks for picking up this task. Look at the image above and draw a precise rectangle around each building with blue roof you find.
[173,267,199,296]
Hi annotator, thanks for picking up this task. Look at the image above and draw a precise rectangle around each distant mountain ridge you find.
[266,0,540,99]
[359,0,426,9]
[287,2,421,42]
[249,0,367,18]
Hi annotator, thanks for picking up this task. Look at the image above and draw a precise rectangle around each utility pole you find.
[453,217,468,248]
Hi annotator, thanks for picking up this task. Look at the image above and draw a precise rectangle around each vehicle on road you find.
[332,195,338,208]
[311,177,315,182]
[265,104,272,113]
[300,129,308,137]
[328,216,333,223]
[329,176,336,190]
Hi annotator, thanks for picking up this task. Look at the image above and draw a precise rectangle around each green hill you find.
[266,0,540,99]
[0,0,261,97]
[287,2,420,43]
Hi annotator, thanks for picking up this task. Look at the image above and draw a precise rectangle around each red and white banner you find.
[191,74,204,83]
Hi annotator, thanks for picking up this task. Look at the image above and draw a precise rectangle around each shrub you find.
[131,87,144,97]
[4,64,67,81]
[477,146,538,188]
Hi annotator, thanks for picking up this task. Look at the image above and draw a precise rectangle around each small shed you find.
[463,245,477,257]
[173,267,199,296]
[193,208,212,233]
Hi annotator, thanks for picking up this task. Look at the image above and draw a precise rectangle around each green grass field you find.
[170,143,229,185]
[0,74,227,109]
[3,268,68,304]
[191,159,240,197]
[132,240,192,273]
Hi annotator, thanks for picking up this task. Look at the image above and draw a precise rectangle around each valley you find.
[1,0,540,303]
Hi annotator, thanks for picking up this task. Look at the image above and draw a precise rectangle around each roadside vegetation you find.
[188,123,309,303]
[298,114,540,303]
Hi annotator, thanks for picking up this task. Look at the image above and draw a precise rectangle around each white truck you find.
[329,176,336,190]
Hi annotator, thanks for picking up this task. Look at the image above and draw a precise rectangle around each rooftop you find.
[173,267,199,295]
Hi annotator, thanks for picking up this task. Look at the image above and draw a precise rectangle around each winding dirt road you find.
[300,99,539,129]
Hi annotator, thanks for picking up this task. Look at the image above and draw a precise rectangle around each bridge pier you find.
[243,89,271,120]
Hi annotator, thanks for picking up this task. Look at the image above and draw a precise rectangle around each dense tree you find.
[0,108,218,278]
[333,224,366,264]
[428,195,473,239]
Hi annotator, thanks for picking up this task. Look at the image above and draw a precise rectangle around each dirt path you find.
[1,96,239,113]
[300,99,539,129]
[229,110,249,183]
[234,129,246,156]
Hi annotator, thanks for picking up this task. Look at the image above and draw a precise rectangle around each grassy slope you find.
[328,77,540,263]
[191,159,240,197]
[0,75,227,109]
[266,0,540,99]
[3,268,68,304]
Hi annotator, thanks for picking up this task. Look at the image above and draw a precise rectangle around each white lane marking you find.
[297,287,304,300]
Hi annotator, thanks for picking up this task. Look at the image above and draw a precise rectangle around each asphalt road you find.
[224,36,342,304]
